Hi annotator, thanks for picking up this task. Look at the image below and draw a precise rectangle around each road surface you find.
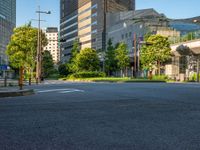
[0,82,200,150]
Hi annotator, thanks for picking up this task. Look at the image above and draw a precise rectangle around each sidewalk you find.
[0,86,35,98]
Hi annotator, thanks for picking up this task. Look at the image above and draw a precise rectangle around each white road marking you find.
[37,89,84,93]
[59,89,84,93]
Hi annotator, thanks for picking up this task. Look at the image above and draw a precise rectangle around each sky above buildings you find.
[16,0,200,28]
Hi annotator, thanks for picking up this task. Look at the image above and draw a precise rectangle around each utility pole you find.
[35,6,51,84]
[197,56,200,82]
[134,33,137,77]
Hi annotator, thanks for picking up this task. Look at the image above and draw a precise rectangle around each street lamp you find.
[36,6,51,84]
[193,19,200,82]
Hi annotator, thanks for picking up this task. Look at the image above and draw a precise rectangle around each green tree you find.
[115,42,130,77]
[58,64,69,77]
[183,32,196,41]
[68,39,80,72]
[140,34,171,75]
[70,39,80,61]
[105,39,117,76]
[6,24,48,88]
[74,48,100,72]
[42,51,55,78]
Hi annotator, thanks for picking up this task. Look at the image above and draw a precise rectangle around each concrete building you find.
[0,0,16,65]
[107,9,176,55]
[60,0,135,62]
[106,9,180,76]
[44,27,60,64]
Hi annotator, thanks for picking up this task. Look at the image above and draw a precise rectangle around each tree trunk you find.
[19,66,24,90]
[149,70,153,80]
[29,68,32,86]
[158,60,161,75]
[121,69,123,77]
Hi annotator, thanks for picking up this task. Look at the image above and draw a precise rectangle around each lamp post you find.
[193,19,200,82]
[36,6,51,84]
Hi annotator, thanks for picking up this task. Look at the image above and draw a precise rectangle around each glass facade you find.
[60,0,135,62]
[0,0,16,65]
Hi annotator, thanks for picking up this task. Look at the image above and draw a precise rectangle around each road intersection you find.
[0,82,200,149]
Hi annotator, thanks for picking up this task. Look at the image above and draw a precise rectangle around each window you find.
[122,34,124,39]
[129,32,132,37]
[125,33,128,38]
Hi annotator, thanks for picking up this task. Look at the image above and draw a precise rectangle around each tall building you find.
[44,27,60,64]
[0,0,16,65]
[60,0,135,62]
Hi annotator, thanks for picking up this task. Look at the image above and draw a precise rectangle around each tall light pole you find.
[193,19,200,82]
[36,6,51,84]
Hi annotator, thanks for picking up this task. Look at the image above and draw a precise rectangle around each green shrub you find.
[68,71,106,79]
[152,75,168,80]
[189,73,200,81]
[47,73,59,79]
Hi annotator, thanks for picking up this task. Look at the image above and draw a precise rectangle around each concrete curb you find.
[0,89,35,98]
[62,80,166,83]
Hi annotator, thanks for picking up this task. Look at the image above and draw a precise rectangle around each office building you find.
[44,27,60,64]
[107,9,172,54]
[60,0,135,62]
[0,0,16,65]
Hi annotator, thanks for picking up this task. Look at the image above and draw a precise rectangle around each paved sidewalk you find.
[0,86,34,98]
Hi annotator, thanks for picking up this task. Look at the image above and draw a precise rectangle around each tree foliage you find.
[105,39,118,75]
[115,42,130,76]
[74,48,100,72]
[140,34,171,74]
[6,24,48,87]
[68,39,80,73]
[42,51,55,78]
[58,64,69,77]
[70,39,80,61]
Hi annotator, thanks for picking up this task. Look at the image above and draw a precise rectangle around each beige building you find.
[44,27,60,64]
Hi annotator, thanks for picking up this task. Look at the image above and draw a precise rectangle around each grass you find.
[60,77,166,83]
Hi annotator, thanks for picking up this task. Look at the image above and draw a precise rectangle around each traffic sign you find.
[0,65,8,71]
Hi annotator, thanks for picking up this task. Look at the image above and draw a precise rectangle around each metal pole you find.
[36,6,41,84]
[134,33,137,77]
[4,70,7,87]
[197,56,200,82]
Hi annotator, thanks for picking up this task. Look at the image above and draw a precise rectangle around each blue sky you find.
[16,0,200,28]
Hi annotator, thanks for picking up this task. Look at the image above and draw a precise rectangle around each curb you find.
[62,80,166,83]
[0,89,35,98]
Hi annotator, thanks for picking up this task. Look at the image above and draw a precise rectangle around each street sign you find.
[0,65,8,71]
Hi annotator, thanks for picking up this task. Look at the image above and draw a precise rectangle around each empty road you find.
[0,82,200,150]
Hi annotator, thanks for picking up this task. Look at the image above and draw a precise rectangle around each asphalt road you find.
[0,82,200,150]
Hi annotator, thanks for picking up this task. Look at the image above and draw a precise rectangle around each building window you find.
[125,33,128,38]
[122,34,124,39]
[129,32,132,37]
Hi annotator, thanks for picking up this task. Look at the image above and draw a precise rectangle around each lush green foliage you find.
[68,40,80,73]
[115,42,130,76]
[105,39,118,75]
[58,64,69,77]
[140,34,171,74]
[73,48,100,72]
[68,71,106,79]
[6,24,47,73]
[61,77,166,83]
[115,42,130,70]
[42,51,55,78]
[152,75,168,80]
[6,24,48,88]
[189,73,200,81]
